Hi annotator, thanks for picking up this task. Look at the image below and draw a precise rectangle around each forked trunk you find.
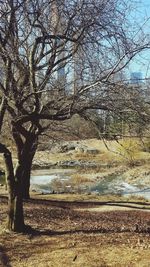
[12,124,38,199]
[19,135,38,199]
[1,129,38,231]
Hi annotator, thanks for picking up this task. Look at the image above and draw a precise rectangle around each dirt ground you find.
[0,193,150,267]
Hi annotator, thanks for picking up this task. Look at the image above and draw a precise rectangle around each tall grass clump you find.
[117,139,140,167]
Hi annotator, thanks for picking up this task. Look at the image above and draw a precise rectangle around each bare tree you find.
[0,0,150,232]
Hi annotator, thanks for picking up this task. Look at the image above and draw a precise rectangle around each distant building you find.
[129,72,150,100]
[130,72,143,85]
[51,1,66,89]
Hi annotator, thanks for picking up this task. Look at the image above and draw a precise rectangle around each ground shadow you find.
[25,224,150,239]
[0,245,12,267]
[26,197,150,210]
[0,196,150,211]
[1,195,150,210]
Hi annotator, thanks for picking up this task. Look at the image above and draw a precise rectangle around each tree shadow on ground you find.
[26,197,150,211]
[1,195,150,210]
[25,224,150,239]
[0,245,12,267]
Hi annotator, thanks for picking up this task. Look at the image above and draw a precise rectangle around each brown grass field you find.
[0,192,150,267]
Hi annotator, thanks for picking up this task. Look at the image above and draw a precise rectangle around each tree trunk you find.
[0,97,7,133]
[12,123,39,199]
[13,194,24,232]
[6,155,25,232]
[3,149,16,231]
[13,163,25,232]
[18,135,38,199]
[0,143,25,232]
[21,159,33,199]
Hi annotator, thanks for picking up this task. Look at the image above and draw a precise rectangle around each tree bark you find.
[3,149,16,231]
[17,134,38,199]
[0,143,26,232]
[0,97,7,133]
[21,158,33,199]
[12,122,39,199]
[13,163,25,232]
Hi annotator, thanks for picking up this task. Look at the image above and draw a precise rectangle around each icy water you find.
[30,169,76,193]
[90,174,150,200]
[0,169,150,199]
[30,169,150,200]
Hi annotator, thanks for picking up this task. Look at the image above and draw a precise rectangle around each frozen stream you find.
[30,169,76,193]
[91,178,150,200]
[30,169,150,200]
[0,168,149,199]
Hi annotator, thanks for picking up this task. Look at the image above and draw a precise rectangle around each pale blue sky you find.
[127,0,150,79]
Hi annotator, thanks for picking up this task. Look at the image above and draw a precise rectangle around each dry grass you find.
[30,191,149,203]
[3,237,150,267]
[0,193,150,267]
[70,174,92,184]
[74,152,97,161]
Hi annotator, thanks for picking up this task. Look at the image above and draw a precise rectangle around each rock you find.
[75,145,100,154]
[39,140,101,155]
[84,148,100,155]
[32,161,57,170]
[57,160,102,168]
[57,160,81,167]
[31,189,37,192]
[75,146,84,153]
[60,144,76,153]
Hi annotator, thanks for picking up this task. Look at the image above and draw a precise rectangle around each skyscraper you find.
[51,1,66,88]
[130,72,143,85]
